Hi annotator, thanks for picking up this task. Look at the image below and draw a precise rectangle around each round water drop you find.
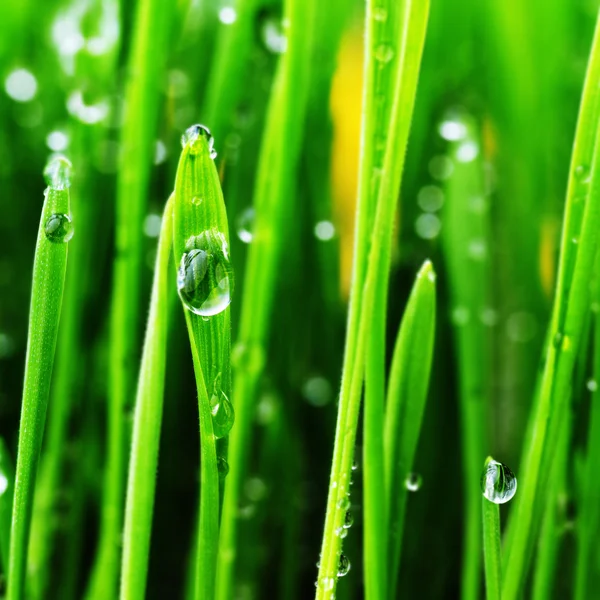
[315,220,336,241]
[575,164,591,183]
[0,474,8,496]
[438,118,467,141]
[318,577,334,592]
[154,140,167,164]
[44,156,72,189]
[428,155,454,181]
[5,68,37,102]
[587,379,598,392]
[553,332,563,348]
[46,130,69,152]
[181,124,217,159]
[374,43,394,63]
[260,13,288,54]
[231,342,265,374]
[405,472,422,492]
[451,306,470,326]
[335,526,348,539]
[236,207,255,243]
[337,496,350,510]
[415,213,441,240]
[219,6,237,24]
[456,140,479,163]
[210,380,235,439]
[468,238,487,260]
[217,456,229,479]
[144,213,162,238]
[343,511,353,529]
[177,230,233,317]
[302,376,333,407]
[338,554,351,578]
[192,196,203,206]
[45,214,74,244]
[417,185,444,212]
[481,457,517,504]
[479,307,498,327]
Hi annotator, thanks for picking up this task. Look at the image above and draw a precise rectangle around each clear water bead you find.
[210,375,235,439]
[44,156,72,189]
[338,554,351,577]
[217,456,229,479]
[405,472,422,492]
[374,43,394,63]
[481,457,517,504]
[337,496,350,510]
[236,207,255,243]
[343,511,353,529]
[181,124,217,159]
[177,230,233,317]
[45,214,74,244]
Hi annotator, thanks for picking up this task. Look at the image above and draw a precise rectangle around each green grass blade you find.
[215,1,316,597]
[0,438,15,573]
[7,157,73,600]
[441,115,491,600]
[502,10,600,598]
[173,126,232,600]
[317,2,429,597]
[482,467,501,600]
[120,193,174,600]
[87,0,172,597]
[385,260,436,598]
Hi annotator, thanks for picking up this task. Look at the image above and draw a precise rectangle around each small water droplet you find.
[553,332,563,348]
[315,220,336,241]
[405,472,422,492]
[144,213,162,238]
[343,511,353,529]
[456,140,479,163]
[202,316,210,322]
[44,155,72,189]
[575,164,591,183]
[479,308,498,327]
[217,456,229,479]
[302,376,333,407]
[481,457,517,504]
[337,554,351,577]
[192,196,203,206]
[415,213,441,239]
[467,238,487,260]
[154,140,167,164]
[210,374,235,439]
[219,6,237,25]
[245,477,267,501]
[45,214,74,244]
[5,68,38,102]
[46,130,69,152]
[0,474,8,495]
[572,237,579,245]
[334,526,348,539]
[428,155,454,181]
[231,342,265,374]
[351,460,359,471]
[374,43,394,63]
[181,124,217,159]
[260,13,287,54]
[318,577,334,591]
[587,379,598,392]
[177,230,233,317]
[451,306,470,326]
[337,496,350,510]
[373,7,387,21]
[438,118,467,141]
[417,185,444,212]
[236,207,255,243]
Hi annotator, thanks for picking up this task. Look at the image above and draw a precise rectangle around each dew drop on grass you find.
[4,68,38,102]
[218,6,237,24]
[231,342,265,374]
[217,456,229,479]
[46,130,69,152]
[553,332,563,348]
[456,140,479,162]
[191,196,203,206]
[374,43,394,63]
[343,511,353,529]
[45,213,74,244]
[334,526,348,539]
[337,554,351,577]
[337,496,350,510]
[587,379,598,392]
[181,123,217,159]
[0,474,8,495]
[415,213,441,239]
[236,207,255,243]
[467,238,487,260]
[177,230,233,317]
[481,457,517,504]
[451,306,470,326]
[44,155,72,189]
[428,155,454,181]
[575,164,591,183]
[302,376,333,407]
[259,13,287,54]
[373,7,387,20]
[210,374,235,439]
[318,577,334,591]
[405,472,422,492]
[417,185,444,212]
[315,220,336,241]
[438,118,467,141]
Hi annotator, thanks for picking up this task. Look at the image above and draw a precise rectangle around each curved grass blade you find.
[215,1,316,597]
[87,0,172,597]
[0,438,15,574]
[119,193,174,600]
[174,126,232,600]
[385,260,436,598]
[502,11,600,598]
[482,459,501,600]
[317,2,430,597]
[6,157,73,600]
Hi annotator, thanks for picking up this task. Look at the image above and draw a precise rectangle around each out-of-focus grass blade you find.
[502,10,600,599]
[120,194,174,600]
[87,0,172,597]
[441,115,491,600]
[0,437,15,573]
[7,156,73,600]
[215,0,316,597]
[174,126,232,600]
[385,260,435,598]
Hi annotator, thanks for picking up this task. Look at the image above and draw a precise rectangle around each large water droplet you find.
[217,456,229,479]
[181,124,217,159]
[337,554,351,577]
[405,472,422,492]
[45,214,74,243]
[481,457,517,504]
[210,374,235,439]
[44,156,72,189]
[177,230,233,316]
[236,207,255,243]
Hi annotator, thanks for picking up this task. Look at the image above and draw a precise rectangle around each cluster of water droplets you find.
[43,156,74,244]
[209,373,235,439]
[481,457,517,504]
[181,124,217,159]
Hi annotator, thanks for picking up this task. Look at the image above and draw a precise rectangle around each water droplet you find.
[469,195,489,214]
[46,130,69,152]
[44,156,72,189]
[202,316,210,322]
[318,577,334,591]
[572,237,579,245]
[428,155,454,181]
[192,196,203,206]
[481,457,517,504]
[236,207,255,243]
[438,118,467,141]
[373,7,387,21]
[343,511,353,529]
[231,342,265,374]
[143,214,162,238]
[337,496,350,510]
[351,460,359,471]
[260,13,287,54]
[337,554,351,577]
[45,214,74,244]
[4,68,37,102]
[245,477,267,501]
[374,43,394,63]
[219,6,237,24]
[210,375,235,439]
[334,526,348,539]
[415,213,441,239]
[154,140,167,164]
[66,90,109,124]
[456,140,479,163]
[0,474,8,495]
[451,306,470,326]
[575,164,591,183]
[217,456,229,479]
[177,230,233,317]
[405,472,422,492]
[302,376,333,407]
[181,124,217,159]
[0,333,15,359]
[417,185,444,212]
[467,238,487,260]
[315,220,336,241]
[587,379,598,392]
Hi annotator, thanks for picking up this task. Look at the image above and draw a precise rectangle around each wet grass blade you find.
[317,1,430,597]
[0,438,15,574]
[87,0,172,596]
[482,460,501,600]
[6,157,73,600]
[119,194,174,600]
[174,127,232,600]
[502,10,600,598]
[385,260,436,598]
[215,0,316,597]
